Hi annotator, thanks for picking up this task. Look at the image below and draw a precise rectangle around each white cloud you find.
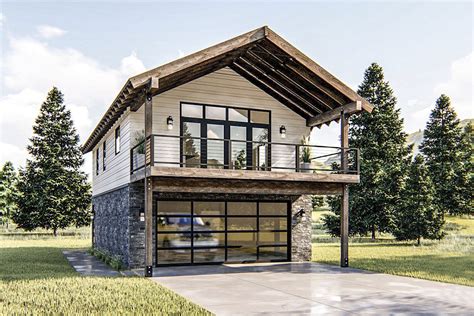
[434,52,473,119]
[0,13,5,28]
[37,25,66,39]
[403,52,473,133]
[0,34,146,177]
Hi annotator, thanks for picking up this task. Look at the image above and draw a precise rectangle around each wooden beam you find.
[144,92,153,277]
[229,63,311,119]
[307,101,362,127]
[129,26,267,88]
[340,111,349,268]
[265,27,373,113]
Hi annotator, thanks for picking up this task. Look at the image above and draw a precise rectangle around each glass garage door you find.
[156,200,290,266]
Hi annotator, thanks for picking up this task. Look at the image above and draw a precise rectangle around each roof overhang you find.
[82,26,372,153]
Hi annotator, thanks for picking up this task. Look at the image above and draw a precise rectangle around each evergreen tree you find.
[393,155,444,244]
[13,87,91,236]
[419,95,465,215]
[0,162,19,229]
[322,63,411,238]
[453,123,473,215]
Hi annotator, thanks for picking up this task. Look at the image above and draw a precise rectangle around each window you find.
[102,142,106,171]
[96,148,100,175]
[115,126,121,154]
[182,103,203,118]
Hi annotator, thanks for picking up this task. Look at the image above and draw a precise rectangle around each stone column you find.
[291,195,312,262]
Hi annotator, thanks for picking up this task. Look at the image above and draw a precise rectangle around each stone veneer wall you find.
[290,195,312,261]
[92,185,131,266]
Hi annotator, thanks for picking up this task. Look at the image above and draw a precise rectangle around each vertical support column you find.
[340,111,349,268]
[144,92,153,277]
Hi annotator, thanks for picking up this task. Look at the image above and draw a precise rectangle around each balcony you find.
[130,134,359,185]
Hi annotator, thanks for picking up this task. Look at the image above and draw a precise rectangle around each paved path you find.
[63,250,122,277]
[152,262,474,315]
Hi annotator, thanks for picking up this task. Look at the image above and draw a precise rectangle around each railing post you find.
[295,144,300,172]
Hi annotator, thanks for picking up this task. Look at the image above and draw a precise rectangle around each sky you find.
[1,0,473,176]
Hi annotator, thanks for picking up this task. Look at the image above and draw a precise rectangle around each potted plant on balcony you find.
[132,130,146,170]
[300,136,311,173]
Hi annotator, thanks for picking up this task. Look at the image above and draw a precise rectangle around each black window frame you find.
[115,126,121,155]
[179,102,271,170]
[155,199,290,267]
[102,141,106,171]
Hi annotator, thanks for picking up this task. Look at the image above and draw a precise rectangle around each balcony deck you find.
[130,134,359,194]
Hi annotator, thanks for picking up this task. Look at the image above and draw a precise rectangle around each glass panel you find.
[207,124,225,169]
[157,233,192,248]
[259,232,287,245]
[253,128,268,170]
[157,201,191,215]
[182,103,203,118]
[259,202,287,216]
[230,126,247,170]
[227,202,256,216]
[196,217,225,231]
[206,106,226,120]
[258,246,287,260]
[250,111,270,124]
[228,217,257,231]
[157,249,191,265]
[229,108,249,122]
[157,216,192,232]
[194,201,225,216]
[193,248,225,263]
[259,217,287,231]
[183,122,201,167]
[227,232,257,261]
[193,232,225,248]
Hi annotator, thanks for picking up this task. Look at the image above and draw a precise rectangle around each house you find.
[82,26,372,276]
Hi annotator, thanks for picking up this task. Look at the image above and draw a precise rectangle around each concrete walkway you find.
[152,262,474,315]
[63,250,122,277]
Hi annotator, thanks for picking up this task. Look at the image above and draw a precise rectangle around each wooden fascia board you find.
[265,28,372,112]
[129,26,267,89]
[307,101,362,127]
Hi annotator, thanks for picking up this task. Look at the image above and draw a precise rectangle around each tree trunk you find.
[53,227,58,237]
[371,225,376,241]
[417,236,421,246]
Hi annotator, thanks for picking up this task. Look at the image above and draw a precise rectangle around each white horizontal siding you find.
[92,111,131,196]
[129,67,310,171]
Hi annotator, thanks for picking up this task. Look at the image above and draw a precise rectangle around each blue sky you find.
[1,1,472,171]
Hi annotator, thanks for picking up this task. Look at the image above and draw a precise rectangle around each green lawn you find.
[0,235,211,315]
[312,212,474,287]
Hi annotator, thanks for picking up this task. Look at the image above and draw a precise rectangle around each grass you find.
[0,233,211,315]
[312,211,474,287]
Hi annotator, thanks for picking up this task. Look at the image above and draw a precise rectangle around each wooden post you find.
[340,111,349,268]
[144,92,153,277]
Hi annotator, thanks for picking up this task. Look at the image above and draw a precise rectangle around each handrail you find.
[130,133,359,175]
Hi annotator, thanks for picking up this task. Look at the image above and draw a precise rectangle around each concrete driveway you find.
[152,262,473,315]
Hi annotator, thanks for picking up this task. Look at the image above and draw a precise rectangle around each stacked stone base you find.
[92,183,312,268]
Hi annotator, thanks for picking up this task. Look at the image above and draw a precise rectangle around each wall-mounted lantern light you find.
[167,116,174,130]
[279,125,286,138]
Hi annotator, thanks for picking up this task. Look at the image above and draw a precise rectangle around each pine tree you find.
[0,162,19,229]
[323,63,411,238]
[393,155,444,244]
[13,87,91,236]
[453,123,473,215]
[419,95,465,215]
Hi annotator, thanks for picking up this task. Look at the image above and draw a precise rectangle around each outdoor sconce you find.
[139,211,145,222]
[167,116,174,130]
[279,125,286,138]
[292,208,305,227]
[295,208,305,219]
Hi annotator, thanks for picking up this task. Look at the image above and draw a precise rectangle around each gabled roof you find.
[82,26,372,153]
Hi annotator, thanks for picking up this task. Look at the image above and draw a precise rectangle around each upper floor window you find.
[96,148,100,175]
[115,126,121,154]
[102,142,106,171]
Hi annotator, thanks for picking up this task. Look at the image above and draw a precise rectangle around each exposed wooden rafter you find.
[307,101,362,128]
